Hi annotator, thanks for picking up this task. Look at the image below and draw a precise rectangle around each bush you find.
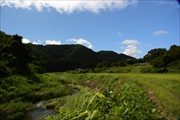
[167,60,180,69]
[141,67,168,73]
[0,61,12,77]
[167,60,180,73]
[0,101,33,120]
[118,61,126,67]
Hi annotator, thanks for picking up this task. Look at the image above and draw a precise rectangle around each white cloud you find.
[122,39,140,45]
[153,30,168,36]
[114,50,119,53]
[123,44,141,57]
[0,0,137,14]
[22,38,43,44]
[67,38,93,49]
[45,40,61,45]
[32,40,41,45]
[22,38,30,43]
[121,39,141,57]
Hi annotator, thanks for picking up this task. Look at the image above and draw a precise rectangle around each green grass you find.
[0,73,71,120]
[132,74,180,120]
[45,73,166,120]
[137,75,180,98]
[1,71,179,120]
[0,101,33,120]
[44,72,179,120]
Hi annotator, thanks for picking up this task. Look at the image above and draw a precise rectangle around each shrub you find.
[167,60,180,69]
[0,101,33,120]
[141,67,168,73]
[0,61,12,77]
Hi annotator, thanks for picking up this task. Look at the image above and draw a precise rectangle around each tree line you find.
[0,31,134,76]
[143,45,180,68]
[141,45,180,73]
[0,31,179,77]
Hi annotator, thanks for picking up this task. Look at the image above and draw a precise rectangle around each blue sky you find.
[0,0,179,58]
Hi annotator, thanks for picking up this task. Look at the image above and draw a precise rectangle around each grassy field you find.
[0,72,179,120]
[45,72,179,120]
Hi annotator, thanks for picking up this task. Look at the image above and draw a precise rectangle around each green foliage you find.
[0,60,12,77]
[141,67,168,73]
[32,44,136,73]
[0,101,33,120]
[136,75,180,119]
[1,30,180,120]
[0,31,34,76]
[97,51,134,62]
[0,73,71,120]
[118,61,127,66]
[1,30,180,75]
[31,44,135,72]
[143,48,167,63]
[1,72,179,120]
[144,45,180,69]
[125,59,136,65]
[138,75,180,99]
[31,44,101,72]
[46,75,164,120]
[167,60,180,73]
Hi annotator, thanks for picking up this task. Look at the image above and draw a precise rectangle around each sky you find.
[0,0,179,58]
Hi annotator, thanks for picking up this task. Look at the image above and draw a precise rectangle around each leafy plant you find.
[46,75,164,120]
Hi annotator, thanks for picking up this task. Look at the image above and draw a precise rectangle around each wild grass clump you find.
[0,101,33,120]
[35,85,70,100]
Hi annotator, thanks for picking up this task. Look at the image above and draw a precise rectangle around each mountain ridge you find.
[31,44,135,72]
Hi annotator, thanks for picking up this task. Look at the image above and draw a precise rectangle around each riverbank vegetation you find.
[0,74,70,119]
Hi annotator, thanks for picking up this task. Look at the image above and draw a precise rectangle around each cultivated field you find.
[44,73,180,120]
[1,72,179,120]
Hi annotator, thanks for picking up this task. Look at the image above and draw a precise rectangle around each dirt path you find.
[145,81,180,101]
[145,86,171,120]
[155,83,180,100]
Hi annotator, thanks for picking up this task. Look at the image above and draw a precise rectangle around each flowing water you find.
[22,101,56,120]
[23,87,79,120]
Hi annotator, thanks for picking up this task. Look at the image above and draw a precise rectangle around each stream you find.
[22,101,56,120]
[22,86,79,120]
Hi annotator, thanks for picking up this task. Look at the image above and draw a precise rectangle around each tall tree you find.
[143,48,167,63]
[0,32,33,76]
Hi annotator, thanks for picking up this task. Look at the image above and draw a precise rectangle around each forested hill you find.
[31,44,135,72]
[1,31,179,76]
[97,51,135,62]
[31,44,101,72]
[0,31,134,76]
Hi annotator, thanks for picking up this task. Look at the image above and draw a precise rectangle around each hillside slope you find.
[32,44,134,72]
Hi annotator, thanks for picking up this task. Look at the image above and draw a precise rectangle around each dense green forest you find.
[0,31,135,76]
[0,30,180,77]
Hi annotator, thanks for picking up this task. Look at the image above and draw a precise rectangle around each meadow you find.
[45,72,180,120]
[0,71,179,120]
